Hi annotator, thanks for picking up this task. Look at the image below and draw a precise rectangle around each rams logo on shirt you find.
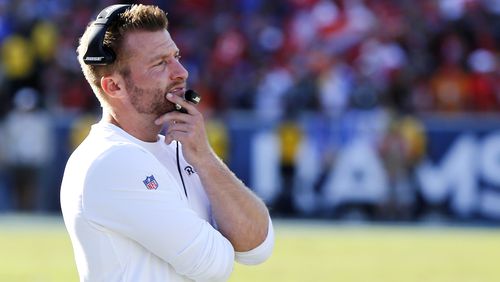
[184,166,196,176]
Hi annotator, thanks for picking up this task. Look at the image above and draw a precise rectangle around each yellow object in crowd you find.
[32,21,58,62]
[1,35,35,79]
[278,122,302,166]
[399,116,427,164]
[206,119,229,160]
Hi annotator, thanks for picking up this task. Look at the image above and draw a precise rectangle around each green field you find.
[1,215,499,282]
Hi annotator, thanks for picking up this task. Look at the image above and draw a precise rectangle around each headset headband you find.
[83,4,132,65]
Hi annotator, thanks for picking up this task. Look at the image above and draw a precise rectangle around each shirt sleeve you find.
[83,144,234,281]
[234,216,275,265]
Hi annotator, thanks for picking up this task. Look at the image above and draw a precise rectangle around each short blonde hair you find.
[77,4,168,105]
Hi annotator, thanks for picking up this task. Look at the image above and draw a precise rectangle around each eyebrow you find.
[148,49,180,65]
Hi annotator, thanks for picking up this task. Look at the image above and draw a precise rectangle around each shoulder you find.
[65,135,163,190]
[68,136,153,168]
[95,142,153,165]
[85,142,161,181]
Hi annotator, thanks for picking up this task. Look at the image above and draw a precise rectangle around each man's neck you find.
[102,110,161,142]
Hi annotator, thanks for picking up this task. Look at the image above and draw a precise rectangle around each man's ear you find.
[101,75,124,98]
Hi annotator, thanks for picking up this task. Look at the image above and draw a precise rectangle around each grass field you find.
[0,214,499,282]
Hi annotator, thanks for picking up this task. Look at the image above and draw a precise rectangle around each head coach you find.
[60,4,274,281]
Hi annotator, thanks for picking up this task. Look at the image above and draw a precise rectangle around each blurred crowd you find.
[0,0,499,215]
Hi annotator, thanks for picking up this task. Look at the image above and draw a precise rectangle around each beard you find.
[124,75,176,115]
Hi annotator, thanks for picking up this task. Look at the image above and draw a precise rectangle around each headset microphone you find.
[175,89,201,113]
[184,89,201,104]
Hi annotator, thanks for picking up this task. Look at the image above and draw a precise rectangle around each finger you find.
[166,93,197,114]
[165,134,174,144]
[155,111,191,125]
[164,123,191,144]
[165,131,188,144]
[166,122,192,133]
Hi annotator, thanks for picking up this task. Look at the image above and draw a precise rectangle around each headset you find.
[83,4,132,65]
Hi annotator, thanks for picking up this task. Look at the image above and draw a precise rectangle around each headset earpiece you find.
[83,4,132,65]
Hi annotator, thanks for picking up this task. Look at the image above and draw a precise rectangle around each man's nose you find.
[170,60,188,81]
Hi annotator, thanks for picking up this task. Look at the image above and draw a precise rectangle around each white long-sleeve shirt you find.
[60,121,274,282]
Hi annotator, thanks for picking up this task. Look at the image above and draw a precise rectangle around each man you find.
[60,4,274,282]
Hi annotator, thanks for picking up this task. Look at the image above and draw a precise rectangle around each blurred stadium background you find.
[0,0,500,281]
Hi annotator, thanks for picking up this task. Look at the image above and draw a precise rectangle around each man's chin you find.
[153,106,176,118]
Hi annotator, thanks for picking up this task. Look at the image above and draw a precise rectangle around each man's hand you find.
[155,93,213,168]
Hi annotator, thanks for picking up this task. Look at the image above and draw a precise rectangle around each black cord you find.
[176,141,188,198]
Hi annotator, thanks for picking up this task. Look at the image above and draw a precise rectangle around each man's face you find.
[120,29,188,116]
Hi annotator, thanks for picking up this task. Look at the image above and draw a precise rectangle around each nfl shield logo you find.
[143,175,159,190]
